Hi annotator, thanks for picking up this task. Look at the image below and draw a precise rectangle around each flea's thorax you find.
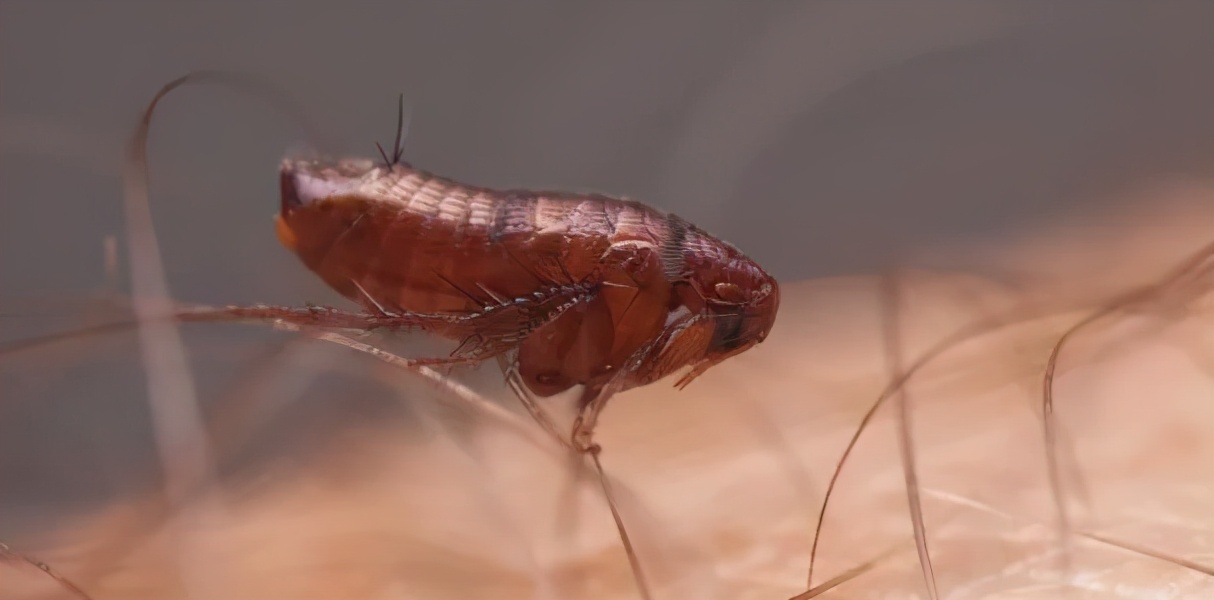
[6,184,1214,599]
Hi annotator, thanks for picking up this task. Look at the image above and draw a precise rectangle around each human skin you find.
[4,186,1214,599]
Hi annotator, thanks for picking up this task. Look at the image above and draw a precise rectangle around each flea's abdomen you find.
[277,158,669,315]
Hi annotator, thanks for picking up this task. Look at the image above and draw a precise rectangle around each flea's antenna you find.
[377,93,410,168]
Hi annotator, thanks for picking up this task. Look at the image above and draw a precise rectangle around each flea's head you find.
[665,219,781,388]
[700,259,780,357]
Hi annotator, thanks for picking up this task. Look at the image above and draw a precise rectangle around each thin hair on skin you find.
[799,236,1214,597]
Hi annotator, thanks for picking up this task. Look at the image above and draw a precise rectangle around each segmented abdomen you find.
[281,160,676,316]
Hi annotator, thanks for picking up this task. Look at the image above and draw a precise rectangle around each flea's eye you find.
[713,282,747,305]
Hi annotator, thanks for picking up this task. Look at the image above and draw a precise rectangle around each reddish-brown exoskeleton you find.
[271,149,779,452]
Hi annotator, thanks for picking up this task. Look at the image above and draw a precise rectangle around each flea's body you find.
[276,157,779,413]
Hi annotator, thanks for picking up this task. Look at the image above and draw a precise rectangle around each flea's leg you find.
[177,304,372,331]
[567,314,705,453]
[496,353,574,451]
[246,282,604,365]
[571,384,612,455]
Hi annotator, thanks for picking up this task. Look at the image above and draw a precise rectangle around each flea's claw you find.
[571,418,599,454]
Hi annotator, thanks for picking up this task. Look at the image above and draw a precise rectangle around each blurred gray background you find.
[3,0,1214,545]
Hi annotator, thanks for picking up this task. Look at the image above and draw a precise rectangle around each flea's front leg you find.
[572,384,612,454]
[568,314,710,454]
